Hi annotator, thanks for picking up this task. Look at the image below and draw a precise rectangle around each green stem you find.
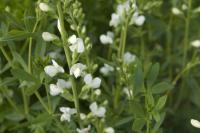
[57,2,82,127]
[35,91,50,113]
[45,82,52,113]
[22,88,29,114]
[183,0,192,66]
[166,15,173,79]
[119,19,128,60]
[0,46,12,65]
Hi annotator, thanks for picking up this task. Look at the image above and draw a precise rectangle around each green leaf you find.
[155,95,167,110]
[152,111,160,122]
[0,30,34,42]
[147,63,160,88]
[11,69,37,82]
[151,82,173,94]
[133,63,144,94]
[12,51,28,71]
[114,116,133,127]
[132,119,146,132]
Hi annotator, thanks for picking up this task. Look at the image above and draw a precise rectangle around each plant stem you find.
[0,46,12,65]
[57,2,82,127]
[166,15,173,79]
[183,0,192,66]
[119,19,128,60]
[35,91,50,113]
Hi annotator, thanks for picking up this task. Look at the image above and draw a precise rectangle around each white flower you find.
[68,35,85,53]
[84,74,101,89]
[80,113,86,120]
[94,89,101,96]
[100,31,114,45]
[60,107,77,122]
[123,52,136,64]
[100,64,114,76]
[42,32,57,42]
[49,84,63,96]
[89,102,106,118]
[191,119,200,128]
[116,1,130,16]
[49,79,71,96]
[123,87,132,99]
[76,125,91,133]
[104,127,115,133]
[57,19,61,33]
[172,7,182,15]
[191,40,200,48]
[109,13,121,27]
[39,3,50,12]
[44,60,64,77]
[182,4,188,10]
[130,12,145,26]
[70,63,86,78]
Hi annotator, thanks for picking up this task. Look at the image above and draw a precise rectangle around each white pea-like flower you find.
[84,74,101,89]
[49,79,71,96]
[42,32,57,42]
[109,13,121,27]
[76,125,91,133]
[70,63,86,78]
[191,40,200,48]
[172,7,182,15]
[130,12,145,26]
[116,1,130,16]
[100,64,114,76]
[39,3,50,12]
[123,52,136,64]
[104,127,115,133]
[68,35,85,53]
[191,119,200,128]
[59,107,77,122]
[44,60,64,77]
[123,87,132,99]
[89,102,106,118]
[100,31,114,45]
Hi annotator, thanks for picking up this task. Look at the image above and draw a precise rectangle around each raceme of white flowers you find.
[68,35,85,53]
[109,1,145,27]
[123,51,136,64]
[191,119,200,128]
[42,32,58,42]
[100,64,114,76]
[100,31,114,45]
[89,102,106,118]
[76,125,91,133]
[191,40,200,48]
[44,60,64,77]
[59,107,77,122]
[84,74,101,89]
[49,79,71,96]
[70,63,87,78]
[39,3,50,12]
